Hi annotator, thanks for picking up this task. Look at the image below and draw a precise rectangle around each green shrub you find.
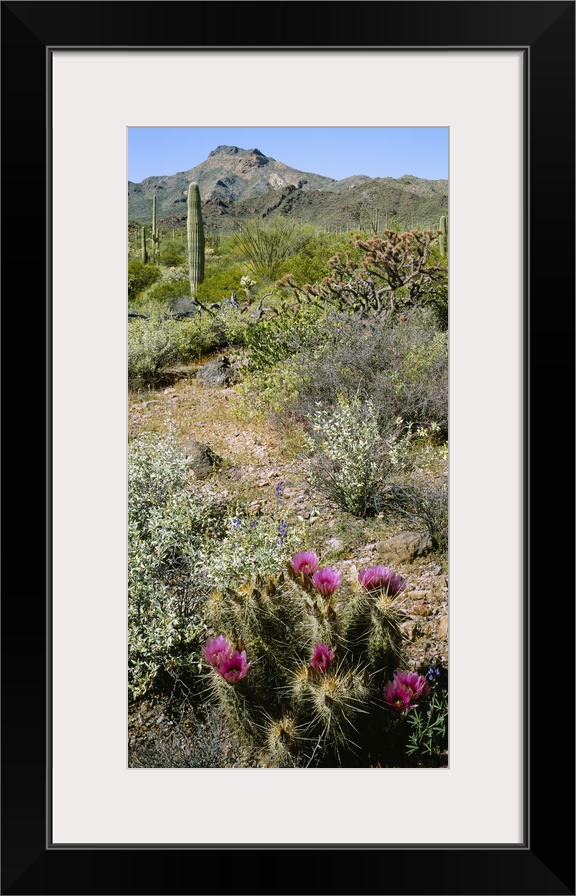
[128,260,162,300]
[302,397,415,518]
[128,429,229,698]
[127,316,181,388]
[382,479,448,554]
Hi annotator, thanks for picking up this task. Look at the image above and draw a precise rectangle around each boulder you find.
[179,439,222,479]
[196,355,242,387]
[375,531,433,564]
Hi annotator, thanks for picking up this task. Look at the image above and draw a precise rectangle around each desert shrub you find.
[143,275,191,306]
[129,703,239,769]
[174,305,250,362]
[202,506,300,593]
[195,261,248,303]
[128,429,229,698]
[158,239,186,267]
[245,302,327,372]
[381,479,448,554]
[128,260,162,299]
[244,307,448,439]
[128,316,182,388]
[301,397,417,518]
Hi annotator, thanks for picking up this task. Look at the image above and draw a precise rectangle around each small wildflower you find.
[275,480,284,500]
[427,666,441,682]
[310,643,335,672]
[249,521,259,529]
[231,518,243,530]
[277,520,288,541]
[312,566,341,597]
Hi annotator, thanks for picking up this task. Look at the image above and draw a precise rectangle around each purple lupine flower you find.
[358,565,406,597]
[383,678,415,712]
[277,520,288,541]
[217,650,251,684]
[310,643,335,672]
[275,480,284,500]
[312,566,341,597]
[202,635,232,668]
[290,551,319,576]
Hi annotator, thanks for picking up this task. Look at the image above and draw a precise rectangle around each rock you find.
[196,355,242,387]
[437,615,448,640]
[179,439,222,479]
[376,531,433,564]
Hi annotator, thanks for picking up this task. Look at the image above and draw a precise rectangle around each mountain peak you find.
[209,145,266,158]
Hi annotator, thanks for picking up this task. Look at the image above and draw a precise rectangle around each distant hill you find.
[128,145,448,233]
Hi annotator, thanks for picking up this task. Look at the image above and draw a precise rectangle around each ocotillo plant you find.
[187,182,205,297]
[439,215,448,256]
[201,550,422,767]
[141,226,148,263]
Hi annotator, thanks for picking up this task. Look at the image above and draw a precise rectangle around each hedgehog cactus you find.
[439,214,448,256]
[187,182,205,296]
[201,551,413,766]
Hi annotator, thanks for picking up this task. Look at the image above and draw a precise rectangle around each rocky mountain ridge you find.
[128,145,448,233]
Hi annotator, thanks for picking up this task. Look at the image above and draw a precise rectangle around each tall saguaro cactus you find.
[187,182,205,297]
[141,226,148,263]
[151,194,159,262]
[439,215,448,257]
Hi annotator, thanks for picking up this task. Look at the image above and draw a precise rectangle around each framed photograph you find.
[2,2,574,894]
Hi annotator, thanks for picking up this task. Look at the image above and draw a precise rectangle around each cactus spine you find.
[187,182,205,297]
[439,215,447,256]
[141,226,148,263]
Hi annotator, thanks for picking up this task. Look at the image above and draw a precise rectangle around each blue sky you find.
[128,127,448,184]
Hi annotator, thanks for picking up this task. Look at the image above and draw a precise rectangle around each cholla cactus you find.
[201,549,417,767]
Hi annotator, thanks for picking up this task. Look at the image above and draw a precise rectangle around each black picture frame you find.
[1,2,574,894]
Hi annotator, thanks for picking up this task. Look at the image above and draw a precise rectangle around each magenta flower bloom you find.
[217,650,251,684]
[394,670,430,700]
[383,679,415,712]
[290,550,319,576]
[202,635,232,668]
[312,566,341,596]
[310,643,335,672]
[358,565,406,596]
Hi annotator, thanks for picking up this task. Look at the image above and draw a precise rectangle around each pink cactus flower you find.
[358,565,406,597]
[290,550,319,576]
[202,635,232,668]
[312,566,341,596]
[394,670,430,700]
[310,643,335,672]
[217,650,251,684]
[383,679,416,712]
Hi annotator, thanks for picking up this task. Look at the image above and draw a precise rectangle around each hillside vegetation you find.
[127,174,449,770]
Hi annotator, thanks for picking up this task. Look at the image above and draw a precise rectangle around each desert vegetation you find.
[128,182,449,769]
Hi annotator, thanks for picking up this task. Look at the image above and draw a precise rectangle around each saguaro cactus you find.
[187,182,205,296]
[151,194,159,262]
[439,215,448,256]
[141,226,148,263]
